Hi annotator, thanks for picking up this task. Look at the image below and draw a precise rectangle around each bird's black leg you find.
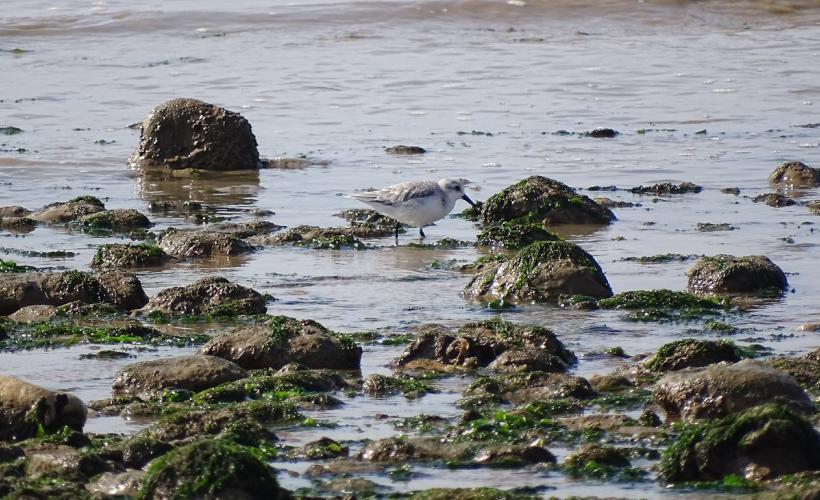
[394,221,400,240]
[419,227,426,239]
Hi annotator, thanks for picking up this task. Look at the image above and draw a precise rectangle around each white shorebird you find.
[347,178,477,239]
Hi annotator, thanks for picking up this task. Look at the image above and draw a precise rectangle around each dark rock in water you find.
[720,187,741,195]
[768,160,820,188]
[564,444,631,470]
[0,216,36,233]
[137,439,286,499]
[696,222,736,232]
[202,316,362,370]
[653,360,815,422]
[659,403,820,482]
[301,437,349,460]
[588,374,633,392]
[753,192,796,207]
[131,98,261,171]
[112,354,248,402]
[687,254,787,296]
[385,145,426,155]
[158,228,254,258]
[0,206,31,218]
[29,196,105,224]
[767,349,820,392]
[0,270,147,315]
[481,176,614,226]
[357,436,471,463]
[643,339,749,373]
[807,200,820,214]
[249,224,371,247]
[582,128,619,138]
[464,371,594,405]
[593,197,637,208]
[629,182,702,195]
[0,375,87,441]
[91,243,170,269]
[145,276,266,315]
[261,156,329,169]
[204,220,283,238]
[335,209,404,235]
[391,318,575,373]
[464,241,612,303]
[473,444,556,466]
[476,221,561,250]
[74,209,151,233]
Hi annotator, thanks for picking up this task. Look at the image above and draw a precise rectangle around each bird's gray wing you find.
[349,181,440,205]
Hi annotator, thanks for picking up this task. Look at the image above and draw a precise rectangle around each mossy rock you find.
[75,209,151,233]
[136,439,284,499]
[91,243,169,269]
[563,444,634,479]
[464,241,612,303]
[687,255,787,296]
[768,161,820,187]
[659,403,820,482]
[643,339,751,373]
[597,289,723,322]
[476,221,561,250]
[481,176,614,226]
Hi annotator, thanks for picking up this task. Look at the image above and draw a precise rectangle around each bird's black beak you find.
[461,194,477,207]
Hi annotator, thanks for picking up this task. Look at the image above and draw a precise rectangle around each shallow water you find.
[2,0,820,497]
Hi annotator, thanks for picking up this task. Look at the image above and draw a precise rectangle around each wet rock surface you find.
[464,241,612,303]
[476,221,561,249]
[660,403,820,482]
[91,243,170,269]
[28,196,106,224]
[0,375,87,441]
[642,339,749,373]
[391,318,575,372]
[653,360,815,421]
[481,176,614,226]
[629,182,702,195]
[158,228,254,258]
[111,354,248,401]
[687,254,787,296]
[132,97,261,170]
[768,160,820,187]
[753,192,797,207]
[202,316,362,370]
[385,145,426,154]
[145,276,267,315]
[249,224,372,247]
[73,208,151,233]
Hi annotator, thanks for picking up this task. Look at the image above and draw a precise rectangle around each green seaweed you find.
[0,259,36,273]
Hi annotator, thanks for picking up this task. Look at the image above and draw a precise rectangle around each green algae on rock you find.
[91,243,169,269]
[481,176,614,226]
[145,276,267,316]
[464,241,612,304]
[659,403,820,482]
[136,439,286,500]
[158,228,254,258]
[476,220,561,250]
[768,160,820,188]
[597,289,723,322]
[73,209,152,234]
[643,339,753,373]
[687,255,788,296]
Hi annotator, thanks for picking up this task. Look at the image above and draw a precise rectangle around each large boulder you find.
[0,375,87,441]
[136,439,286,499]
[158,228,254,258]
[481,176,614,226]
[202,316,362,370]
[653,360,814,422]
[464,241,612,303]
[0,271,148,315]
[145,277,266,316]
[131,98,261,171]
[391,319,575,373]
[687,255,787,296]
[111,354,248,402]
[29,196,105,223]
[660,403,820,482]
[768,160,820,188]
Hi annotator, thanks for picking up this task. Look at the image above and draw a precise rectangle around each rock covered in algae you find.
[464,241,612,303]
[687,254,787,296]
[768,160,820,187]
[145,276,266,316]
[132,98,261,171]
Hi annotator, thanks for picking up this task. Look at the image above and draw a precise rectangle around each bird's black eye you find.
[454,186,461,191]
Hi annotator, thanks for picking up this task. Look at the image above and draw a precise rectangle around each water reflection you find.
[134,168,261,212]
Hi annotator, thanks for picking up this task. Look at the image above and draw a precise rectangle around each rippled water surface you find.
[2,0,820,497]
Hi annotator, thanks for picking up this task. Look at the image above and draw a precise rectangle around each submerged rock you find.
[629,182,702,195]
[112,354,248,402]
[564,444,631,469]
[145,276,266,316]
[132,98,261,171]
[481,176,614,226]
[29,196,105,224]
[0,216,36,232]
[137,439,286,499]
[91,243,170,269]
[643,339,749,373]
[204,220,283,238]
[202,316,362,370]
[653,360,814,422]
[660,403,820,482]
[250,224,371,248]
[386,145,426,154]
[687,254,787,296]
[753,192,797,207]
[0,270,148,315]
[391,318,575,373]
[0,375,87,441]
[158,228,254,258]
[464,241,612,303]
[768,160,820,188]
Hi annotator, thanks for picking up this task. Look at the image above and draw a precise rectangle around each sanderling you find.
[347,178,477,239]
